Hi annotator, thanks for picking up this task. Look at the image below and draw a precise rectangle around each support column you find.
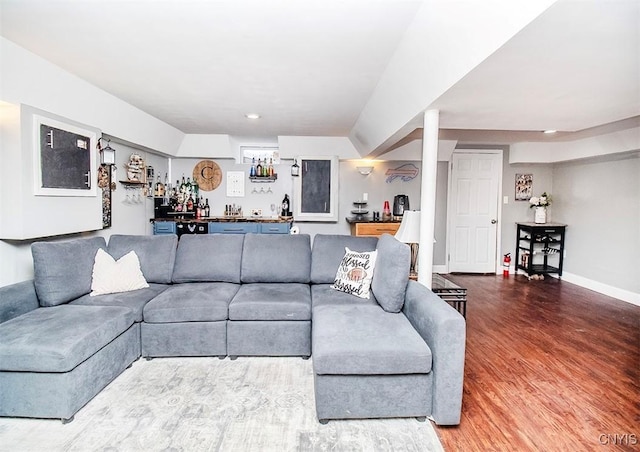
[418,109,439,289]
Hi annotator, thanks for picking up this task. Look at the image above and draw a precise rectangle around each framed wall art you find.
[515,173,533,201]
[33,113,99,197]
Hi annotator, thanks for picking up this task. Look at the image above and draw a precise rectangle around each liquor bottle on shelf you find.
[268,158,274,177]
[191,178,199,198]
[155,175,165,198]
[186,195,194,212]
[256,159,263,177]
[204,199,210,217]
[250,157,257,177]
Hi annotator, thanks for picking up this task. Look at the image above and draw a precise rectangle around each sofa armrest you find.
[402,280,466,425]
[0,280,40,324]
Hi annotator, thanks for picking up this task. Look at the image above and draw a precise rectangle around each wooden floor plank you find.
[433,275,640,452]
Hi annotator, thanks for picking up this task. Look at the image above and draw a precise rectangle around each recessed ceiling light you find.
[543,129,557,134]
[245,113,261,120]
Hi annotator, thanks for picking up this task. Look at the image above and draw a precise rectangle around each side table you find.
[431,274,467,318]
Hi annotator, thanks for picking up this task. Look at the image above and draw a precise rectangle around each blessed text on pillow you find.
[331,247,377,299]
[90,248,149,296]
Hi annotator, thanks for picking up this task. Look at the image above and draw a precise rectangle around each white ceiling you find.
[429,0,640,134]
[1,0,638,147]
[0,0,422,137]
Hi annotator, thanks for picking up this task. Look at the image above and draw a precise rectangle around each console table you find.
[431,274,467,318]
[346,218,401,237]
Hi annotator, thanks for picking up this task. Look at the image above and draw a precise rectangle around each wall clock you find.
[193,160,222,192]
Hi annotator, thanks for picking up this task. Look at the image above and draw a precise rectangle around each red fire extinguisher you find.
[503,253,511,277]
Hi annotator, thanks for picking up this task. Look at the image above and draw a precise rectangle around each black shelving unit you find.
[515,222,567,279]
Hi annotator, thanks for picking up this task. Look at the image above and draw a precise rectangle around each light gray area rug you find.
[0,357,443,452]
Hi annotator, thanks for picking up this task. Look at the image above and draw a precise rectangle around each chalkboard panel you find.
[40,124,91,190]
[301,160,331,213]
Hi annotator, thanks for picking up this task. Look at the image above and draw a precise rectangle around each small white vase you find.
[534,206,547,224]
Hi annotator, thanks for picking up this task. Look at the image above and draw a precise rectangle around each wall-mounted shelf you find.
[119,180,146,186]
[249,175,278,183]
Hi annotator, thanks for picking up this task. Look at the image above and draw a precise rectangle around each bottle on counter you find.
[204,199,210,217]
[383,200,391,221]
[281,194,290,217]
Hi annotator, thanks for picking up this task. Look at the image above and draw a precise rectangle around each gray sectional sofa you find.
[0,232,466,425]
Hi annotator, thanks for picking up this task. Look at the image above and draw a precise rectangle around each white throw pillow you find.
[90,248,149,296]
[331,247,377,299]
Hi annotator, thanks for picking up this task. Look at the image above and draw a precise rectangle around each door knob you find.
[491,219,497,224]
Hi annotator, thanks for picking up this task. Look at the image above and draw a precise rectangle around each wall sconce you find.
[97,137,116,165]
[291,158,300,177]
[356,166,373,175]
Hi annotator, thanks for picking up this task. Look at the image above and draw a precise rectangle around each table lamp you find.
[395,210,420,278]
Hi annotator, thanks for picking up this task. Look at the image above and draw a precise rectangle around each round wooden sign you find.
[193,160,222,192]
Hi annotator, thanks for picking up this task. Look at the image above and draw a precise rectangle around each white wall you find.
[0,104,103,240]
[553,153,639,299]
[0,143,168,287]
[0,37,180,286]
[500,148,555,263]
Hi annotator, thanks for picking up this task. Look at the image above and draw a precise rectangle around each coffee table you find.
[431,274,467,318]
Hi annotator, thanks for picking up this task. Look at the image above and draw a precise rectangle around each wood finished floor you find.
[433,274,639,452]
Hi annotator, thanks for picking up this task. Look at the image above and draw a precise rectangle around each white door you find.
[448,151,502,273]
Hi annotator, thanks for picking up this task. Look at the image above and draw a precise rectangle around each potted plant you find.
[529,192,551,223]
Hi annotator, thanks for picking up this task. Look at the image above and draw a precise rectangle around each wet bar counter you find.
[151,217,293,235]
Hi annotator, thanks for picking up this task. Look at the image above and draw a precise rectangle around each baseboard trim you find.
[432,265,447,274]
[559,272,640,307]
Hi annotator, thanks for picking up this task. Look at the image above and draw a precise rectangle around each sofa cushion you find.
[311,284,378,309]
[70,283,168,322]
[32,237,107,307]
[311,235,378,284]
[312,304,432,375]
[331,247,377,299]
[90,249,149,296]
[0,305,135,372]
[172,234,244,283]
[371,234,410,313]
[229,283,311,321]
[143,282,240,323]
[107,234,177,284]
[241,234,311,283]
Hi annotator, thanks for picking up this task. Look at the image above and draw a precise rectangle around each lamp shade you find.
[394,210,421,243]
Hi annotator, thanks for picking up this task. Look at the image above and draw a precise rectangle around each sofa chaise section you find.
[312,303,433,422]
[0,280,139,422]
[309,234,466,425]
